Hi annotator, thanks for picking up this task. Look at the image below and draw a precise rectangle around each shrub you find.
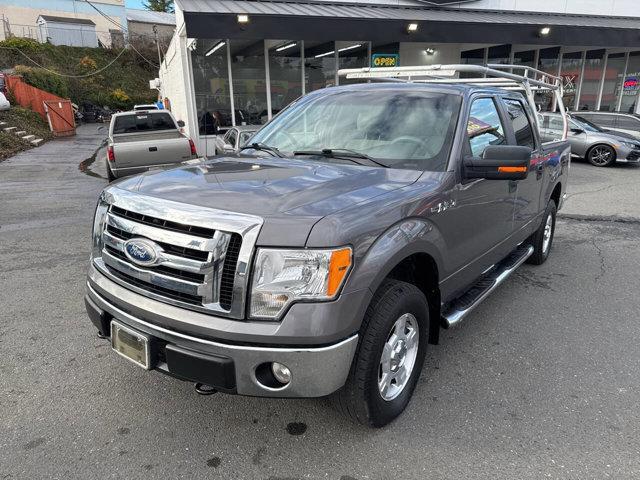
[79,56,97,71]
[14,65,69,98]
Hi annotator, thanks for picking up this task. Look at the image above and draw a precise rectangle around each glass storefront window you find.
[603,53,627,112]
[460,48,485,78]
[559,51,583,110]
[536,47,560,111]
[513,50,535,68]
[268,40,303,117]
[304,41,337,92]
[192,39,232,135]
[620,52,640,114]
[230,40,268,125]
[487,44,510,65]
[337,42,370,85]
[600,53,627,112]
[577,49,605,111]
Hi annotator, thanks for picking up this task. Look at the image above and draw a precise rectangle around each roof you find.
[126,8,176,26]
[176,0,640,29]
[38,15,96,26]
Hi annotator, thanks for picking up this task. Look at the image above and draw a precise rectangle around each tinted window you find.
[467,98,506,157]
[249,89,462,171]
[590,114,617,128]
[504,99,535,148]
[616,115,640,130]
[113,113,176,134]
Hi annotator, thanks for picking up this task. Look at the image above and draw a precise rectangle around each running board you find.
[441,244,534,328]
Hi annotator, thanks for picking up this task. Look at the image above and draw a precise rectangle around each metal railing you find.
[338,63,568,139]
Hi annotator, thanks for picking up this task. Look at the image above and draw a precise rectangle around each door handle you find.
[149,146,158,152]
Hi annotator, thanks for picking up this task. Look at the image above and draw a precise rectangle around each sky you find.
[125,0,147,9]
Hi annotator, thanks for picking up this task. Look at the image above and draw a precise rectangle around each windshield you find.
[247,88,462,171]
[572,115,604,133]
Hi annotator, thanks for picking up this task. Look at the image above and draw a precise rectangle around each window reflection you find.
[578,50,605,111]
[600,53,626,112]
[192,39,231,135]
[231,40,268,125]
[304,41,337,92]
[621,52,640,114]
[559,51,583,110]
[268,40,303,118]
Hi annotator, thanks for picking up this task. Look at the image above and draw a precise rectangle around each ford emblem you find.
[123,238,160,266]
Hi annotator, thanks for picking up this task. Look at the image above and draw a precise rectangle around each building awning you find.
[178,0,640,30]
[38,15,96,26]
[177,0,640,47]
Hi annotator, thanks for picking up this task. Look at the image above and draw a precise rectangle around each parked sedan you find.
[540,112,640,167]
[573,111,640,140]
[214,125,259,154]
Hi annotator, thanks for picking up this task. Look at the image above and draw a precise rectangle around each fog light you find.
[271,362,291,384]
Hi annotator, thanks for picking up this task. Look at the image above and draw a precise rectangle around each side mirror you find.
[464,145,532,181]
[570,128,584,135]
[177,120,185,127]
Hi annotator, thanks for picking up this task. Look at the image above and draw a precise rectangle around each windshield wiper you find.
[239,142,284,158]
[293,148,389,168]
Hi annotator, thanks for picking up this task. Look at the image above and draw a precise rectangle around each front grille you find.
[98,205,243,314]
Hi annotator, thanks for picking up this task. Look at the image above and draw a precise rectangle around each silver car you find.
[214,125,259,154]
[540,113,640,167]
[572,111,640,140]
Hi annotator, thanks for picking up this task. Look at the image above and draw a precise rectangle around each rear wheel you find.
[527,199,557,265]
[587,144,616,167]
[331,279,429,427]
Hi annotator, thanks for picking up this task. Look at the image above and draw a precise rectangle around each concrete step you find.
[3,126,16,132]
[14,130,26,136]
[30,138,43,146]
[22,134,35,141]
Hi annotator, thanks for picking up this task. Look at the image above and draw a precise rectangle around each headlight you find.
[250,247,352,319]
[621,141,639,149]
[91,192,110,259]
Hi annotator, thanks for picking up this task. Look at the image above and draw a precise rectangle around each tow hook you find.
[194,383,217,395]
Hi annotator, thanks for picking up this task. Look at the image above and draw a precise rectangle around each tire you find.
[587,144,616,167]
[106,160,116,182]
[527,199,557,265]
[331,279,429,427]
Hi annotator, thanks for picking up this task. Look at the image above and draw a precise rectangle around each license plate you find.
[111,321,150,370]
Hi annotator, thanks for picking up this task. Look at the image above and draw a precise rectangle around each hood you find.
[114,157,422,245]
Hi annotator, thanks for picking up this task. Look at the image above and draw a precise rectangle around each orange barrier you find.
[6,75,76,137]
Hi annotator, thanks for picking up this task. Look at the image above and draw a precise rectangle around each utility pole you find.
[153,25,162,68]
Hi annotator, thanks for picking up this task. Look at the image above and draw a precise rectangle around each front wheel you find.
[527,199,557,265]
[587,144,616,167]
[331,279,429,427]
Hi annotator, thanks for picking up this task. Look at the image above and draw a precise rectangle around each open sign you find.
[624,77,639,91]
[372,54,399,68]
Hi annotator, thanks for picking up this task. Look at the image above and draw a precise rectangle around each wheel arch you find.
[586,142,617,162]
[346,218,445,346]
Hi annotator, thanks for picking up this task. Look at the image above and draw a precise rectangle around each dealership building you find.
[158,0,640,155]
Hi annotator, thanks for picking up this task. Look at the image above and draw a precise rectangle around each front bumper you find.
[614,145,640,163]
[85,284,358,397]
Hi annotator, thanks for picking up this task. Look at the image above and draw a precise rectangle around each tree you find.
[143,0,174,13]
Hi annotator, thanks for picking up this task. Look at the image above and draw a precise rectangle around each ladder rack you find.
[337,64,568,139]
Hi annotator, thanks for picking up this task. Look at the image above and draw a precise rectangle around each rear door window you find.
[113,113,176,134]
[467,98,506,157]
[590,114,617,128]
[504,99,535,148]
[616,115,640,130]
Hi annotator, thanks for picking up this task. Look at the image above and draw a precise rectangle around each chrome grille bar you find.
[94,186,263,318]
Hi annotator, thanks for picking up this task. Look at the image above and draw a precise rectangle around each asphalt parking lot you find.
[1,126,640,479]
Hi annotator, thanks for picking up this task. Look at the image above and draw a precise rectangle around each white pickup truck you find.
[106,110,198,181]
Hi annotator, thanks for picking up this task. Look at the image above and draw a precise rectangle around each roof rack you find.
[337,64,568,139]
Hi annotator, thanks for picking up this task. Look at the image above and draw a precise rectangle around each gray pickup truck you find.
[86,65,570,427]
[106,110,198,181]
